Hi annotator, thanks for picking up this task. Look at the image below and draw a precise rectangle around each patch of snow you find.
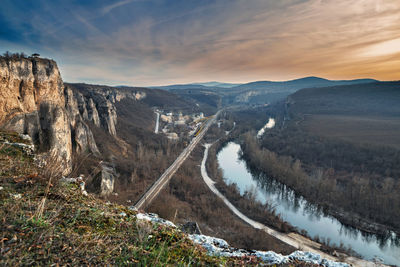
[254,251,288,264]
[289,251,350,267]
[189,233,349,266]
[257,118,275,138]
[136,212,176,228]
[2,140,35,155]
[189,234,248,258]
[290,250,321,262]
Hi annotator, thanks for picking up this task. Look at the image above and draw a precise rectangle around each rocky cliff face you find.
[234,90,259,103]
[65,83,146,138]
[0,56,148,194]
[64,86,99,155]
[0,57,73,174]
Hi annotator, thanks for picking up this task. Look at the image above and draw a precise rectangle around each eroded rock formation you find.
[0,57,73,174]
[0,56,147,191]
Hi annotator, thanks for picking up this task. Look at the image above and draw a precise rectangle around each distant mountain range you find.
[189,81,241,88]
[150,82,239,90]
[232,76,378,92]
[152,77,378,92]
[152,76,380,105]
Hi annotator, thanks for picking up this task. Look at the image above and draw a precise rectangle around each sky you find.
[0,0,399,86]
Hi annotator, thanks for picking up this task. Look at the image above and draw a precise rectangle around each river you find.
[217,142,400,266]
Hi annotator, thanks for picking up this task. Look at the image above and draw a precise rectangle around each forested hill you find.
[232,76,377,92]
[288,81,400,116]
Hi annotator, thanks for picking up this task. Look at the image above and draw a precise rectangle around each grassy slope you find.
[1,131,313,266]
[0,131,226,266]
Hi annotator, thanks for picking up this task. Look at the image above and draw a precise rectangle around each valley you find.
[1,54,399,266]
[2,2,400,266]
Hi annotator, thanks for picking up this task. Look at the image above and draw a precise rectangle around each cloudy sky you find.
[1,0,399,86]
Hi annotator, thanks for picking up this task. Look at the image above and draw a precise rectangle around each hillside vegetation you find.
[289,81,400,116]
[1,130,329,266]
[0,131,249,266]
[235,82,400,234]
[157,77,378,106]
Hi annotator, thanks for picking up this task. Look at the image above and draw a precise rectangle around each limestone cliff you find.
[64,86,99,155]
[0,56,148,194]
[0,57,73,174]
[65,83,146,137]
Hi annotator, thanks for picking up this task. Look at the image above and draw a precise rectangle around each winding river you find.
[217,142,400,266]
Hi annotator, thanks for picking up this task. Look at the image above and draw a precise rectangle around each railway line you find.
[134,111,219,210]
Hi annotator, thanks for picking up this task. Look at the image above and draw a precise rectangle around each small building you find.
[166,132,179,140]
[174,120,186,126]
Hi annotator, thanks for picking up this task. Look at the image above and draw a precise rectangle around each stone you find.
[99,163,116,196]
[181,222,203,235]
[87,98,100,127]
[0,57,72,175]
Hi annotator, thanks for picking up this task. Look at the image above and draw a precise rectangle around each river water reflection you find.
[217,142,400,265]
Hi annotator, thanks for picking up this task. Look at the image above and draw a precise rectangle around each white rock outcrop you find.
[0,57,72,174]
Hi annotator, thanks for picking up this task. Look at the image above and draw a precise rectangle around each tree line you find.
[241,131,400,234]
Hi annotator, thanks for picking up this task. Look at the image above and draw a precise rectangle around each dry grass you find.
[0,160,224,265]
[0,131,307,266]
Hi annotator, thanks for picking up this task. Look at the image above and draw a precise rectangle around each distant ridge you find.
[232,76,378,91]
[189,81,241,88]
[152,77,378,91]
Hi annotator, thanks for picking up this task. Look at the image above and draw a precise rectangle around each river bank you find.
[217,141,399,265]
[239,139,400,238]
[201,143,383,267]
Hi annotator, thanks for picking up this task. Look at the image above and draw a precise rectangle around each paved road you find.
[200,143,384,267]
[134,111,219,210]
[154,111,160,134]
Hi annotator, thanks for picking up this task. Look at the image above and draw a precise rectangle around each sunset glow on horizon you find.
[1,0,399,86]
